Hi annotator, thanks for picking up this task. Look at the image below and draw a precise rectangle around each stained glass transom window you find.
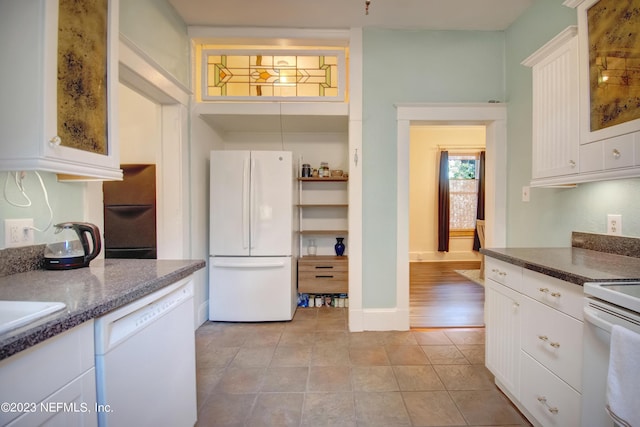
[201,50,345,101]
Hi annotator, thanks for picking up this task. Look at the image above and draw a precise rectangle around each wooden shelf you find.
[299,230,348,235]
[297,204,348,208]
[298,177,348,182]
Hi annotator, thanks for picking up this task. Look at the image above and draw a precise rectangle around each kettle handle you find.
[74,222,102,264]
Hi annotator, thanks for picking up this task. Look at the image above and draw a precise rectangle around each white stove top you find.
[584,282,640,314]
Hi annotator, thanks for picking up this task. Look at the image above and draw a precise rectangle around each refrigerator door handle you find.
[250,157,257,249]
[242,157,250,249]
[212,260,286,269]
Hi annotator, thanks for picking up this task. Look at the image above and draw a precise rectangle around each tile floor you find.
[195,307,531,427]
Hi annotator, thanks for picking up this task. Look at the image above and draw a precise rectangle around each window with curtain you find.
[448,154,479,237]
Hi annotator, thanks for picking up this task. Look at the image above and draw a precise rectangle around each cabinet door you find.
[0,0,121,180]
[524,27,579,182]
[485,279,521,398]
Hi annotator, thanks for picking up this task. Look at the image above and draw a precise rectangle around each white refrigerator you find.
[209,150,297,321]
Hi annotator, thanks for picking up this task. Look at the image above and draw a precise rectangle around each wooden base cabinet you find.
[297,256,348,294]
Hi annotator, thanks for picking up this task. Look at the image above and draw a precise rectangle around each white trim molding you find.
[394,102,508,331]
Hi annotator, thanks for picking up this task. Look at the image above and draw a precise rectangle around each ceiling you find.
[168,0,535,31]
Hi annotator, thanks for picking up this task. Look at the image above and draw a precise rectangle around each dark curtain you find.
[473,151,486,251]
[437,151,449,252]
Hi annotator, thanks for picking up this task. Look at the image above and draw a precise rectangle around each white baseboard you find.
[196,300,208,329]
[348,307,409,331]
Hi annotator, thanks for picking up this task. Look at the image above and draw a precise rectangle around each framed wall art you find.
[576,0,640,143]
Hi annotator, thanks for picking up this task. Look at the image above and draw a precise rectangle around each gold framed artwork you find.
[577,0,640,142]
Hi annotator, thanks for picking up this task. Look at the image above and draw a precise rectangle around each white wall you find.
[189,112,225,324]
[118,84,160,164]
[409,125,485,262]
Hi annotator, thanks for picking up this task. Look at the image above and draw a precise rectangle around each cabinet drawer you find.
[485,257,522,290]
[298,257,348,272]
[521,295,583,391]
[604,133,635,170]
[298,273,348,294]
[522,269,583,320]
[520,351,581,427]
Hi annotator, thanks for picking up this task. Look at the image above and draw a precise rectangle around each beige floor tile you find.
[352,366,398,392]
[402,390,467,426]
[413,330,454,345]
[294,308,319,320]
[196,367,226,409]
[444,328,485,345]
[421,344,469,364]
[271,345,313,367]
[196,391,256,426]
[308,366,352,391]
[450,389,531,425]
[230,346,275,367]
[433,364,496,390]
[242,330,283,347]
[279,330,317,346]
[284,318,318,331]
[301,392,356,427]
[354,392,411,426]
[196,345,239,369]
[314,330,350,347]
[393,365,445,391]
[457,344,486,365]
[216,367,265,394]
[316,317,348,331]
[383,331,419,345]
[349,346,390,365]
[311,345,351,366]
[246,392,304,427]
[261,366,309,392]
[349,331,387,347]
[386,345,430,365]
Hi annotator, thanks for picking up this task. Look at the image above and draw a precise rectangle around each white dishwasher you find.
[94,277,196,427]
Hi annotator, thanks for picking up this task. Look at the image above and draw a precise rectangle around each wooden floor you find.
[410,261,484,329]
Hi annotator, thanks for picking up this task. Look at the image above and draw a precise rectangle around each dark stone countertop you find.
[481,247,640,285]
[0,258,205,360]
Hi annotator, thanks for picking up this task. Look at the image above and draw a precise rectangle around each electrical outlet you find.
[522,186,530,202]
[4,219,34,248]
[607,214,622,236]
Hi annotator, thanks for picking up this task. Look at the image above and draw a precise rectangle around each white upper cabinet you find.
[523,26,579,186]
[0,0,122,180]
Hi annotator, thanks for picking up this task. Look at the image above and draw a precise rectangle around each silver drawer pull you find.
[612,149,621,159]
[513,302,520,309]
[537,396,547,404]
[569,160,576,167]
[549,341,561,348]
[538,287,549,293]
[550,291,561,298]
[548,407,559,414]
[538,335,548,342]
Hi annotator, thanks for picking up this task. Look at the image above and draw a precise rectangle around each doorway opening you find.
[395,103,507,331]
[409,125,486,328]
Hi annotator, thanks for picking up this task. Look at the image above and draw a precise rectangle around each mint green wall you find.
[362,29,506,308]
[505,0,640,246]
[0,172,84,248]
[120,0,190,87]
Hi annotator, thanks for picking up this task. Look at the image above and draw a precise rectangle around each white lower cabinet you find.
[520,352,582,427]
[485,256,584,427]
[485,277,522,398]
[0,322,97,427]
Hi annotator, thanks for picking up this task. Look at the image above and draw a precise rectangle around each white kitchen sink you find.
[0,301,66,335]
